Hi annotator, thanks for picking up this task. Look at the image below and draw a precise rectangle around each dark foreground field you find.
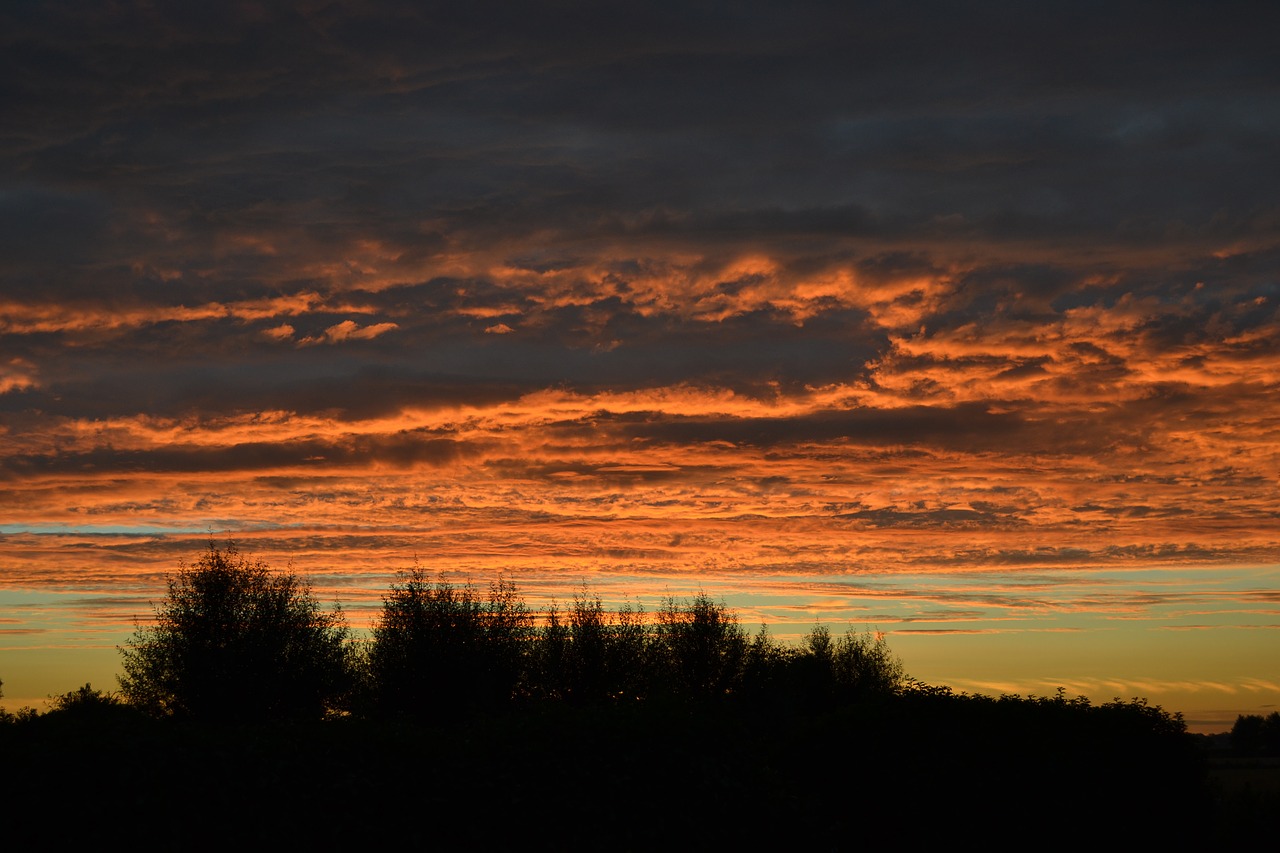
[5,691,1270,849]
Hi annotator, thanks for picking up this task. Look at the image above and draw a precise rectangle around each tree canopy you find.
[365,568,533,716]
[118,543,352,720]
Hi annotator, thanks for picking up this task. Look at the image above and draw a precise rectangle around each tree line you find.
[101,542,905,721]
[0,542,1214,746]
[6,543,1255,845]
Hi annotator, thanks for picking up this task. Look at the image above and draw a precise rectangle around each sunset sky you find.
[2,1,1277,730]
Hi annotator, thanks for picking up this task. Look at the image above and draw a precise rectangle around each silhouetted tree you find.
[739,624,795,701]
[653,593,747,697]
[531,601,571,698]
[1232,711,1280,755]
[541,589,654,703]
[567,589,610,699]
[605,599,652,699]
[793,624,838,699]
[366,569,534,716]
[48,683,124,714]
[484,575,535,701]
[118,543,353,720]
[795,624,905,699]
[831,628,904,694]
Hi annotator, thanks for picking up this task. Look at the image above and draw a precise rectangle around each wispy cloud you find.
[298,320,399,346]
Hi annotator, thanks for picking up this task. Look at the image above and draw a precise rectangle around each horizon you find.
[2,1,1278,732]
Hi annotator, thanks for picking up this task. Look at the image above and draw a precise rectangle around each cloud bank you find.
[1,1,1277,592]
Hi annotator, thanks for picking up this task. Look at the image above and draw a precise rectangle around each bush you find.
[48,683,124,715]
[118,543,353,721]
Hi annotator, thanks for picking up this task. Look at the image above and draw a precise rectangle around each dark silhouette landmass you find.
[2,545,1273,845]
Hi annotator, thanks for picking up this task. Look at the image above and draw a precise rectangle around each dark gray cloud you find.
[0,431,487,479]
[2,0,1278,564]
[593,402,1027,449]
[5,0,1277,279]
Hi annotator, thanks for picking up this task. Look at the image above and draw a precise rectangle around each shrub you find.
[48,683,124,714]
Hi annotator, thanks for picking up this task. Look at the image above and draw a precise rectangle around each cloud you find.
[1,2,1278,727]
[1,1,1278,598]
[0,357,38,394]
[893,628,1010,635]
[261,324,296,342]
[3,432,486,477]
[298,320,399,346]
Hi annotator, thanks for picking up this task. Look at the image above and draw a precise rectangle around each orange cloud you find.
[298,320,399,346]
[0,357,39,394]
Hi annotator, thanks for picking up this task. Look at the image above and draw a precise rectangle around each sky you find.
[1,0,1277,730]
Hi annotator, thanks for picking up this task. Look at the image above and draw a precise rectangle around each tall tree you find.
[367,569,533,716]
[119,543,352,720]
